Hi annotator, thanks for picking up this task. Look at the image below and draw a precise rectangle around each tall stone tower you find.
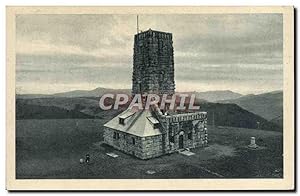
[104,28,208,160]
[132,29,175,95]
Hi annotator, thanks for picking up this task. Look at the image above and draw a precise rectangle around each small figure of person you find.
[85,154,90,163]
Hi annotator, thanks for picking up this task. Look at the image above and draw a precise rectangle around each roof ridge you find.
[124,109,145,133]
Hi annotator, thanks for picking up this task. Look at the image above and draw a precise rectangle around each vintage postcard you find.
[6,6,294,190]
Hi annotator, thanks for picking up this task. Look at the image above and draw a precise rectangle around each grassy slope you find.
[16,97,282,132]
[16,119,283,179]
[270,115,283,128]
[206,126,283,178]
[16,97,125,120]
[16,102,94,119]
[220,91,283,121]
[199,103,281,132]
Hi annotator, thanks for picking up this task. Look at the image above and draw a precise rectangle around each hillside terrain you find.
[16,119,283,179]
[16,96,282,132]
[199,103,281,131]
[16,87,131,99]
[17,88,241,101]
[219,91,283,122]
[184,90,242,102]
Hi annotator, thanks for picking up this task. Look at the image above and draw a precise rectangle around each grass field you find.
[16,119,283,179]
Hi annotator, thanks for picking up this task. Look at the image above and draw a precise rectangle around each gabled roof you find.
[104,108,162,137]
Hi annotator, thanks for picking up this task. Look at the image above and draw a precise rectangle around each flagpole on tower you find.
[137,15,139,34]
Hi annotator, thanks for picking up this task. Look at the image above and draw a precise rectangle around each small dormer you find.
[118,110,135,125]
[147,116,160,129]
[119,118,125,125]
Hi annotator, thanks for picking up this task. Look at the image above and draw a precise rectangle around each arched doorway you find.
[179,135,184,149]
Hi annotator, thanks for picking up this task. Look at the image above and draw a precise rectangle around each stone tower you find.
[132,29,175,95]
[104,29,208,160]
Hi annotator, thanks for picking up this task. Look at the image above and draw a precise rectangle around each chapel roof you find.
[104,108,162,137]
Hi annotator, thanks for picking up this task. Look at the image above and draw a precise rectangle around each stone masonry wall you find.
[103,127,164,159]
[153,108,208,153]
[165,119,208,153]
[103,127,143,158]
[132,29,175,95]
[140,135,164,159]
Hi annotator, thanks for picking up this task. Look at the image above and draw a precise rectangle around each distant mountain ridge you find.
[16,88,283,129]
[199,102,281,131]
[17,87,242,102]
[17,87,131,99]
[220,90,283,121]
[16,96,282,131]
[194,90,242,102]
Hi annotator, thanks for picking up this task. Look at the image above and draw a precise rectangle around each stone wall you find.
[132,29,175,95]
[152,108,208,153]
[140,135,164,159]
[165,119,208,153]
[103,127,142,158]
[103,127,164,159]
[103,110,208,159]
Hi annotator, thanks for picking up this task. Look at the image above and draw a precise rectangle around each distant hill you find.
[219,91,283,121]
[183,90,242,102]
[16,101,94,120]
[16,97,125,120]
[270,115,283,128]
[16,96,281,132]
[16,87,131,99]
[17,88,242,102]
[199,102,281,132]
[52,87,131,98]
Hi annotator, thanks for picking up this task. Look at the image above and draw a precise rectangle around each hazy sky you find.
[16,14,283,95]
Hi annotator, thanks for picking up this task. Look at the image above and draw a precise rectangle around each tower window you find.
[132,137,135,145]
